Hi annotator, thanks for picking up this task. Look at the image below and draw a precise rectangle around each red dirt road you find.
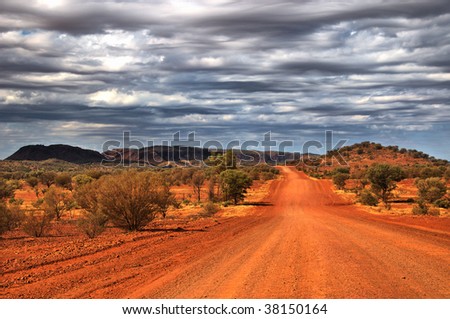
[1,167,449,298]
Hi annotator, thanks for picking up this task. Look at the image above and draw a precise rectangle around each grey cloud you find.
[0,0,449,160]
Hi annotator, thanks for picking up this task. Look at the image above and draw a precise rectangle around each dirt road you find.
[1,167,449,298]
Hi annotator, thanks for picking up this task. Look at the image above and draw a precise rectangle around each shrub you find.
[0,203,23,235]
[332,173,350,190]
[77,211,108,238]
[412,200,428,215]
[22,211,54,237]
[332,167,350,175]
[445,167,450,181]
[76,171,172,231]
[434,198,450,209]
[202,202,220,216]
[191,170,206,203]
[26,177,39,189]
[358,190,378,206]
[220,170,253,205]
[72,174,94,188]
[420,167,443,179]
[55,173,73,190]
[366,164,405,209]
[415,178,447,204]
[0,178,16,201]
[43,186,73,220]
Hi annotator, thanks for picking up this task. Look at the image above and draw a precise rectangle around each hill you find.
[296,141,448,178]
[103,147,303,166]
[6,144,105,164]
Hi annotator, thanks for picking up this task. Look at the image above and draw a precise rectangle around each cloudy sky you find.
[1,0,449,160]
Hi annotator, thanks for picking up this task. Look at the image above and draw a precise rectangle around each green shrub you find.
[358,190,378,206]
[415,178,447,203]
[412,200,428,215]
[332,173,350,190]
[434,198,450,209]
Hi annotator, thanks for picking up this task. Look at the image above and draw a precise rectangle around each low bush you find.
[202,202,220,216]
[434,198,450,209]
[77,211,108,238]
[358,189,378,206]
[22,211,54,237]
[0,203,23,236]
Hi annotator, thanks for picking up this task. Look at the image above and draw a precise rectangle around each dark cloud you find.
[0,0,449,160]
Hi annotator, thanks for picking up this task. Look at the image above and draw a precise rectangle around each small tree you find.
[40,171,57,188]
[208,175,217,202]
[191,170,206,203]
[220,170,252,205]
[72,174,94,188]
[0,178,16,201]
[55,173,73,190]
[43,186,73,220]
[22,210,54,237]
[415,178,447,204]
[26,177,39,189]
[0,203,23,236]
[332,173,350,190]
[366,164,405,209]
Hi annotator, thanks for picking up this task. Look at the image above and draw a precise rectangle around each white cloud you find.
[188,56,225,68]
[89,89,188,106]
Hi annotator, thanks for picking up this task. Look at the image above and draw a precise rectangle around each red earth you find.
[1,166,449,298]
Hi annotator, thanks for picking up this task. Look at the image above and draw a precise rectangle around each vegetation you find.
[0,203,23,236]
[358,189,378,206]
[0,178,17,201]
[412,200,440,216]
[332,172,350,190]
[77,211,109,238]
[75,171,172,231]
[191,170,206,202]
[220,170,253,205]
[366,164,405,209]
[415,178,447,204]
[43,186,73,220]
[202,201,220,216]
[55,173,73,190]
[22,211,54,237]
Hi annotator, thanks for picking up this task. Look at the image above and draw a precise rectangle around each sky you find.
[0,0,449,160]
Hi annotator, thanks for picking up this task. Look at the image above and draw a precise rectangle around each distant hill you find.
[103,146,303,166]
[6,144,105,164]
[7,142,444,168]
[295,141,448,176]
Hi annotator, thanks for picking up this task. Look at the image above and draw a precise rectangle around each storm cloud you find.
[0,0,449,159]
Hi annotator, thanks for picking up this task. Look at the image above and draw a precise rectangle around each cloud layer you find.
[0,0,449,159]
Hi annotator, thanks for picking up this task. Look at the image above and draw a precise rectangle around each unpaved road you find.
[1,167,449,298]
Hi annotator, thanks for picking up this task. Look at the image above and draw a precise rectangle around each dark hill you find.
[6,144,105,164]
